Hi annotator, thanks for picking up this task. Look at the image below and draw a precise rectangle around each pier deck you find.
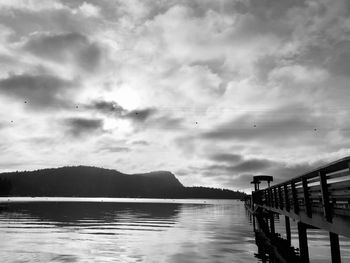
[247,156,350,263]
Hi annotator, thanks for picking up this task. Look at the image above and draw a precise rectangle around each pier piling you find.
[298,222,310,263]
[330,232,341,263]
[285,216,291,246]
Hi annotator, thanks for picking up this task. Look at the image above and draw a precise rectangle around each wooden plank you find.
[328,179,350,191]
[308,175,321,184]
[327,170,350,180]
[309,184,321,191]
[329,190,350,197]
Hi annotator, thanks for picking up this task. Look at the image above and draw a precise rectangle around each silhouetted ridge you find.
[0,166,245,199]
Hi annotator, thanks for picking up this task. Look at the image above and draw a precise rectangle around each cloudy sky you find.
[0,0,350,191]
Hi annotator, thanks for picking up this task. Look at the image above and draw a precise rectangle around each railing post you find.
[319,170,332,222]
[302,177,312,218]
[329,232,341,263]
[274,187,278,208]
[291,180,299,214]
[278,185,284,209]
[284,183,290,212]
[270,212,275,234]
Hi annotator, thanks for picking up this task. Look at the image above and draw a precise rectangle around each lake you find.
[0,198,349,262]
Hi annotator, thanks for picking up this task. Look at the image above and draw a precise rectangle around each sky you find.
[0,0,350,192]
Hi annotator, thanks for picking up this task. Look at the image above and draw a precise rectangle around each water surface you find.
[0,198,349,262]
[0,199,257,263]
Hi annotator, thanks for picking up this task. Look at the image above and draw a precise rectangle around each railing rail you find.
[253,156,350,222]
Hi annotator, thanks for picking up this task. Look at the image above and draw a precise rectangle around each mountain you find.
[0,166,245,199]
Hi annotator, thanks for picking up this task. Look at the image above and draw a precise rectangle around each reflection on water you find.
[0,200,257,263]
[1,200,349,263]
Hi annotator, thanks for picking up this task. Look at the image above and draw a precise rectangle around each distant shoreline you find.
[0,166,246,199]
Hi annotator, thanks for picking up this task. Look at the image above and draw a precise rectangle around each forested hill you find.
[0,166,246,199]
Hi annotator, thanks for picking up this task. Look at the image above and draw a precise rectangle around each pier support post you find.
[298,222,310,263]
[253,215,256,231]
[329,232,341,263]
[285,216,291,246]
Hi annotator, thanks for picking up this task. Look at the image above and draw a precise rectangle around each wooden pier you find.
[246,156,350,263]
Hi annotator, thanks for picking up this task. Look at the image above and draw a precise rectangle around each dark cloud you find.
[221,160,326,189]
[254,55,278,82]
[125,111,184,131]
[124,108,156,122]
[206,158,276,174]
[129,111,184,131]
[270,161,326,182]
[85,99,183,130]
[248,0,306,20]
[191,157,326,189]
[99,146,130,153]
[295,40,350,78]
[223,0,303,43]
[231,158,275,172]
[23,32,102,71]
[220,173,254,190]
[0,8,91,43]
[64,117,103,137]
[148,115,184,130]
[84,99,155,122]
[202,117,312,141]
[131,140,149,146]
[201,104,325,142]
[180,157,273,181]
[84,100,125,115]
[327,41,350,76]
[208,153,243,163]
[22,137,56,145]
[0,74,75,109]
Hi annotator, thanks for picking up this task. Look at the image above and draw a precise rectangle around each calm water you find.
[0,198,349,263]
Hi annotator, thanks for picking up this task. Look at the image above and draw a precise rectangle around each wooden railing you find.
[253,156,350,222]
